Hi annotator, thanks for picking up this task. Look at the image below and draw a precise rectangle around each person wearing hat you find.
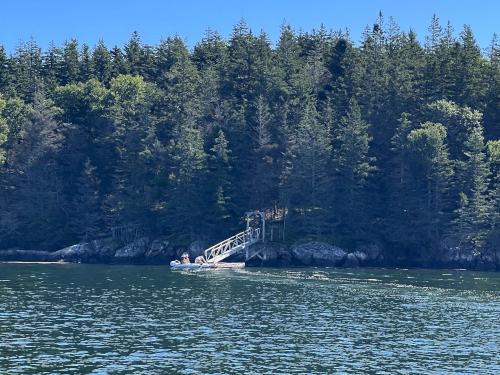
[180,253,191,264]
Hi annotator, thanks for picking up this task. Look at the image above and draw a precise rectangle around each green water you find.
[0,264,499,374]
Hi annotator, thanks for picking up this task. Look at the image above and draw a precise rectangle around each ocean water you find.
[0,264,499,374]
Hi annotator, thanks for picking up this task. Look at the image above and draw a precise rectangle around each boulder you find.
[114,237,150,259]
[356,243,382,262]
[343,252,360,268]
[188,240,206,258]
[352,250,368,264]
[52,237,119,262]
[145,237,173,259]
[245,243,292,266]
[291,241,347,267]
[439,239,477,268]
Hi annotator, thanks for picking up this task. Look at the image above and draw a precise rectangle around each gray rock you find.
[52,237,119,262]
[440,239,477,266]
[352,250,368,264]
[437,238,500,270]
[245,243,292,266]
[356,244,382,261]
[188,240,206,258]
[291,241,347,266]
[145,237,172,258]
[114,237,149,259]
[343,252,360,268]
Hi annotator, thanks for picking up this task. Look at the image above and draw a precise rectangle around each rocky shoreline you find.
[1,236,499,271]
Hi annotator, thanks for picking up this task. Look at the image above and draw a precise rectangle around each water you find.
[0,264,499,374]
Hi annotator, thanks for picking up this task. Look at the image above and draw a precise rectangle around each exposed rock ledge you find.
[0,237,175,264]
[0,237,498,271]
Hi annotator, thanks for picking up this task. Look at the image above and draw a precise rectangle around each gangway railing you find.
[204,227,261,264]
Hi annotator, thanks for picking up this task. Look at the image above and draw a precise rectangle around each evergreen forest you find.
[0,15,499,260]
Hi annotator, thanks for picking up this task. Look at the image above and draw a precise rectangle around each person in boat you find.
[194,255,205,264]
[180,253,190,264]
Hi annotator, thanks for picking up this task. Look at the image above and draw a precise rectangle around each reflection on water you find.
[0,264,499,374]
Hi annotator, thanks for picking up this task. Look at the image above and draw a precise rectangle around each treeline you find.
[0,15,499,258]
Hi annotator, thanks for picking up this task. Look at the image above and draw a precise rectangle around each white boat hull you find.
[169,261,213,269]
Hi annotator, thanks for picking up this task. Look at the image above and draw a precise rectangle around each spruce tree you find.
[453,126,493,249]
[487,140,500,247]
[332,98,374,245]
[11,38,43,102]
[282,98,331,238]
[484,34,500,140]
[124,31,144,75]
[92,41,112,84]
[207,130,236,237]
[0,97,8,165]
[79,43,93,81]
[61,39,80,84]
[0,46,10,92]
[42,42,63,90]
[162,122,207,243]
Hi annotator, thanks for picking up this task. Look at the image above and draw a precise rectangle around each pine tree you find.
[7,95,67,249]
[124,31,144,75]
[11,38,43,102]
[281,98,331,238]
[487,140,500,246]
[42,42,63,90]
[0,97,8,165]
[207,130,236,237]
[155,36,191,88]
[61,39,80,84]
[192,29,228,71]
[79,43,93,81]
[0,46,10,92]
[454,25,487,109]
[453,126,493,249]
[332,98,374,245]
[110,46,127,77]
[484,34,500,140]
[106,75,155,225]
[162,122,207,243]
[385,113,415,248]
[92,41,112,84]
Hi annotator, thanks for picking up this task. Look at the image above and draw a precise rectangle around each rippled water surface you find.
[0,264,499,374]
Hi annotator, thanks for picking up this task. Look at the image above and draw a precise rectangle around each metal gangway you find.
[204,227,261,264]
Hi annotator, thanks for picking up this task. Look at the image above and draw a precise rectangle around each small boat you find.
[170,253,214,270]
[169,261,213,269]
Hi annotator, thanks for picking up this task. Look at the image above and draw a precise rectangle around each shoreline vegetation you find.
[0,15,499,270]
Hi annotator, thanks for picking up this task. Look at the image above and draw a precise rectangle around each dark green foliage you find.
[69,158,103,242]
[281,98,332,239]
[0,19,498,256]
[405,122,453,253]
[331,99,374,246]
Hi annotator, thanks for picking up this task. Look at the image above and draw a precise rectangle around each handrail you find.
[204,227,261,263]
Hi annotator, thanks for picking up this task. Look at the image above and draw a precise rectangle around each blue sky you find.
[1,0,498,52]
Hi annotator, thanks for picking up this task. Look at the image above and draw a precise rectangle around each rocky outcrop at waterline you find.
[0,237,175,264]
[0,237,498,271]
[244,241,385,268]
